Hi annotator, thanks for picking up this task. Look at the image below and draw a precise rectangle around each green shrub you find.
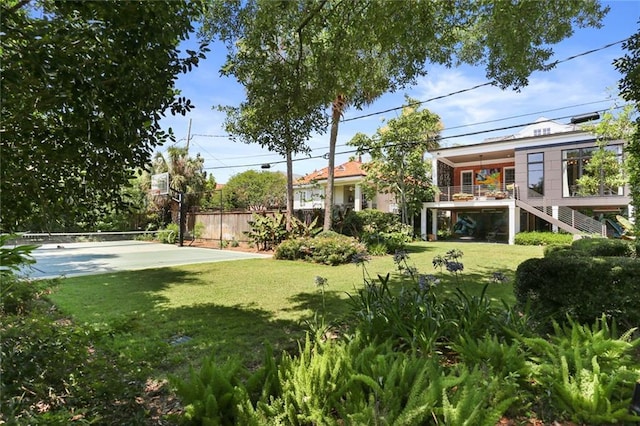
[244,213,288,251]
[192,221,205,239]
[340,210,412,253]
[1,309,149,423]
[517,316,640,424]
[514,256,640,329]
[571,237,635,257]
[274,234,367,265]
[514,231,573,246]
[543,244,584,258]
[157,222,180,244]
[172,334,516,426]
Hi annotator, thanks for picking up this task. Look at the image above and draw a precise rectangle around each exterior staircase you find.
[516,190,606,236]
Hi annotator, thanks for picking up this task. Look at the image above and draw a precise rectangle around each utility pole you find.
[185,118,192,152]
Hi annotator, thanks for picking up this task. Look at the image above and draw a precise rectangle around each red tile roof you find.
[296,159,365,184]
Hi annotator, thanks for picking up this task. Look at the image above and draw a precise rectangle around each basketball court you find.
[26,240,271,279]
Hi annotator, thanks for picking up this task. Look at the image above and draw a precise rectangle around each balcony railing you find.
[436,185,515,202]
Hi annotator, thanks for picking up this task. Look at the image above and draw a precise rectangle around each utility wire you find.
[202,104,632,171]
[342,38,628,123]
[200,101,631,170]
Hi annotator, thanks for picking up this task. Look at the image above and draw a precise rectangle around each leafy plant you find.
[157,223,179,244]
[244,213,288,251]
[518,316,640,423]
[514,231,573,246]
[192,221,205,239]
[274,233,367,265]
[515,256,640,329]
[0,234,39,278]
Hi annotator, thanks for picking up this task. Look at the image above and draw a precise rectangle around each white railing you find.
[436,184,514,202]
[523,189,605,236]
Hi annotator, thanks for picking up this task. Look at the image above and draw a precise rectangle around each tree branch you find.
[296,0,328,33]
[4,0,31,15]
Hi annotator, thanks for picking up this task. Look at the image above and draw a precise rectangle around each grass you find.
[47,241,543,377]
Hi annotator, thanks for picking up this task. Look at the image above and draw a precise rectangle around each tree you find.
[615,26,640,229]
[575,105,636,197]
[201,0,607,231]
[349,97,442,227]
[1,0,208,232]
[147,147,207,224]
[202,1,329,229]
[200,175,221,211]
[222,170,287,211]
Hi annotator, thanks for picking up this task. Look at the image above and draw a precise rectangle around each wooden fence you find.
[187,211,278,242]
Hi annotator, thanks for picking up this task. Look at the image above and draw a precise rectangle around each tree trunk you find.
[286,149,294,231]
[324,96,345,231]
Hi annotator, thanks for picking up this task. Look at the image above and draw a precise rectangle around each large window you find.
[562,144,624,197]
[461,171,473,194]
[527,153,544,196]
[504,167,515,187]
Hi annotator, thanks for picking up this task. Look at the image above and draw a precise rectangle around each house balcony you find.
[436,185,516,203]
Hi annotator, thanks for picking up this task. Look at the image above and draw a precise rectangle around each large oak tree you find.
[201,0,607,230]
[1,0,208,231]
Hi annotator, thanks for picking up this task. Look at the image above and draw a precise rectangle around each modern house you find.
[420,118,633,244]
[294,159,396,213]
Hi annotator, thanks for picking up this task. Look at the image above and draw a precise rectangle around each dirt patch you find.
[188,239,273,254]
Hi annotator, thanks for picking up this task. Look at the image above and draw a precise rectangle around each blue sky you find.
[160,1,639,184]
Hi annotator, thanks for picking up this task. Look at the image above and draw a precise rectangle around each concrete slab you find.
[25,240,270,279]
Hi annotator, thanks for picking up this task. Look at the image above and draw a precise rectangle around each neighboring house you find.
[294,159,396,213]
[421,118,633,245]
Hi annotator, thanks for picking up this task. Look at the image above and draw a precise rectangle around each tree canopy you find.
[349,97,442,226]
[222,170,287,211]
[614,25,640,228]
[200,0,607,230]
[1,0,208,231]
[576,105,636,196]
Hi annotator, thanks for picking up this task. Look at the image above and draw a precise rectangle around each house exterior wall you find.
[514,139,629,209]
[452,160,516,188]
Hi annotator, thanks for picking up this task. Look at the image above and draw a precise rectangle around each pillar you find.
[431,208,438,241]
[354,184,362,211]
[508,203,517,245]
[551,205,559,233]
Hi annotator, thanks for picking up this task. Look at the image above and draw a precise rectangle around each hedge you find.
[514,256,640,329]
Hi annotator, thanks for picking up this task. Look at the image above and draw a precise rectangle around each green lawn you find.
[48,241,543,376]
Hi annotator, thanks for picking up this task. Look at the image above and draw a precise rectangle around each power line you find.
[198,98,621,168]
[202,104,632,171]
[341,38,628,123]
[175,38,628,145]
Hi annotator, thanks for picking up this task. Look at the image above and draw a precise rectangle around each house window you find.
[533,128,551,136]
[527,153,544,196]
[461,171,473,194]
[504,167,515,188]
[562,145,624,197]
[502,167,516,190]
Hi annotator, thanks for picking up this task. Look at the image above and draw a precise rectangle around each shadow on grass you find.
[154,303,306,371]
[284,290,355,322]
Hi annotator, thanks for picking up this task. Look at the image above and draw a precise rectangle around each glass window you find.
[461,171,473,194]
[562,145,623,197]
[527,153,544,196]
[504,167,515,186]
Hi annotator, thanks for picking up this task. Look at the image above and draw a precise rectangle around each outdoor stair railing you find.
[517,189,606,236]
[435,185,606,236]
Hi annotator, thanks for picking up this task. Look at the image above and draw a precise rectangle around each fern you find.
[519,315,640,423]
